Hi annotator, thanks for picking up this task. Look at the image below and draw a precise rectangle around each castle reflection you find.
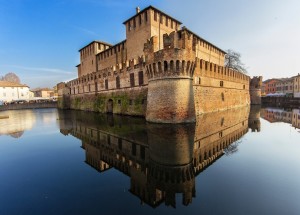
[58,106,260,208]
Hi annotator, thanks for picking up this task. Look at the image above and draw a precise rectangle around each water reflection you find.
[261,108,300,129]
[0,110,37,138]
[58,106,260,208]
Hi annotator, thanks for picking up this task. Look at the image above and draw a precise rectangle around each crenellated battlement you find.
[250,76,262,89]
[144,29,196,123]
[144,29,196,81]
[197,59,250,84]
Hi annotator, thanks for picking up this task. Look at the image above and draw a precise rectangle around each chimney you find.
[136,7,140,14]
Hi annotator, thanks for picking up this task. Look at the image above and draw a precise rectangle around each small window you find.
[132,143,136,156]
[116,76,120,89]
[129,100,133,105]
[138,71,144,86]
[144,11,148,22]
[118,138,122,150]
[130,73,135,87]
[128,22,131,31]
[220,81,224,87]
[105,79,108,90]
[118,100,121,105]
[154,11,157,21]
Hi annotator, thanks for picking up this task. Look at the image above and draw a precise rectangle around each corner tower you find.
[250,76,262,105]
[144,29,196,123]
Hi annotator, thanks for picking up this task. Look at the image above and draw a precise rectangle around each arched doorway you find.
[107,99,113,113]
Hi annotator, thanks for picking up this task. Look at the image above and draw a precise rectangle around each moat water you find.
[0,107,300,215]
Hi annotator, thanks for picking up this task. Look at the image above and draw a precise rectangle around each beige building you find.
[292,109,300,129]
[0,80,30,102]
[293,74,300,98]
[276,78,294,96]
[31,88,54,98]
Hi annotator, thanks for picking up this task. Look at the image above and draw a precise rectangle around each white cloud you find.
[0,65,73,75]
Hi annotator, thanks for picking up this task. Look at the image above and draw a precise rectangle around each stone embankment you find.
[0,102,57,111]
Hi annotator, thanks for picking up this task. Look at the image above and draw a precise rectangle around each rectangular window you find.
[140,146,145,160]
[139,15,142,25]
[130,73,135,87]
[132,143,136,156]
[154,11,157,21]
[171,20,173,28]
[133,18,136,28]
[128,22,131,31]
[138,71,144,86]
[107,135,111,145]
[144,11,148,22]
[165,17,168,26]
[105,79,108,90]
[116,76,120,89]
[160,14,163,24]
[118,138,122,150]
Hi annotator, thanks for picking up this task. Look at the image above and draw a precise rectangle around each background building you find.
[262,79,278,95]
[31,88,54,98]
[293,74,300,98]
[276,78,294,97]
[0,80,30,102]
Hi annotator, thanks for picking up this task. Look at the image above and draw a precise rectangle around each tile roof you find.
[0,80,28,87]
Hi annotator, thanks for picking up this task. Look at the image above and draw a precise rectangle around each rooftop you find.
[31,87,53,92]
[182,27,226,54]
[0,81,28,88]
[78,40,113,52]
[123,5,182,25]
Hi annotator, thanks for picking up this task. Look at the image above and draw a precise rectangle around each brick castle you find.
[57,6,262,123]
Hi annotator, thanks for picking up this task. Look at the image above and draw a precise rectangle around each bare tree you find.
[225,49,248,74]
[224,139,242,156]
[2,72,21,83]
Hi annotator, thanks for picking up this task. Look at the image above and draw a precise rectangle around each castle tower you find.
[250,76,262,105]
[144,29,196,123]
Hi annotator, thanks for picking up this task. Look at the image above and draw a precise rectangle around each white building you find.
[0,80,30,102]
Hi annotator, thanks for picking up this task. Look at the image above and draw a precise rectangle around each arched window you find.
[164,61,168,71]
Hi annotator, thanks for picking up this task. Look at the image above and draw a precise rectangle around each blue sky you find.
[0,0,299,88]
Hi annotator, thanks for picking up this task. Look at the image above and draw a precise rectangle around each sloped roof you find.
[31,88,53,92]
[0,80,28,88]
